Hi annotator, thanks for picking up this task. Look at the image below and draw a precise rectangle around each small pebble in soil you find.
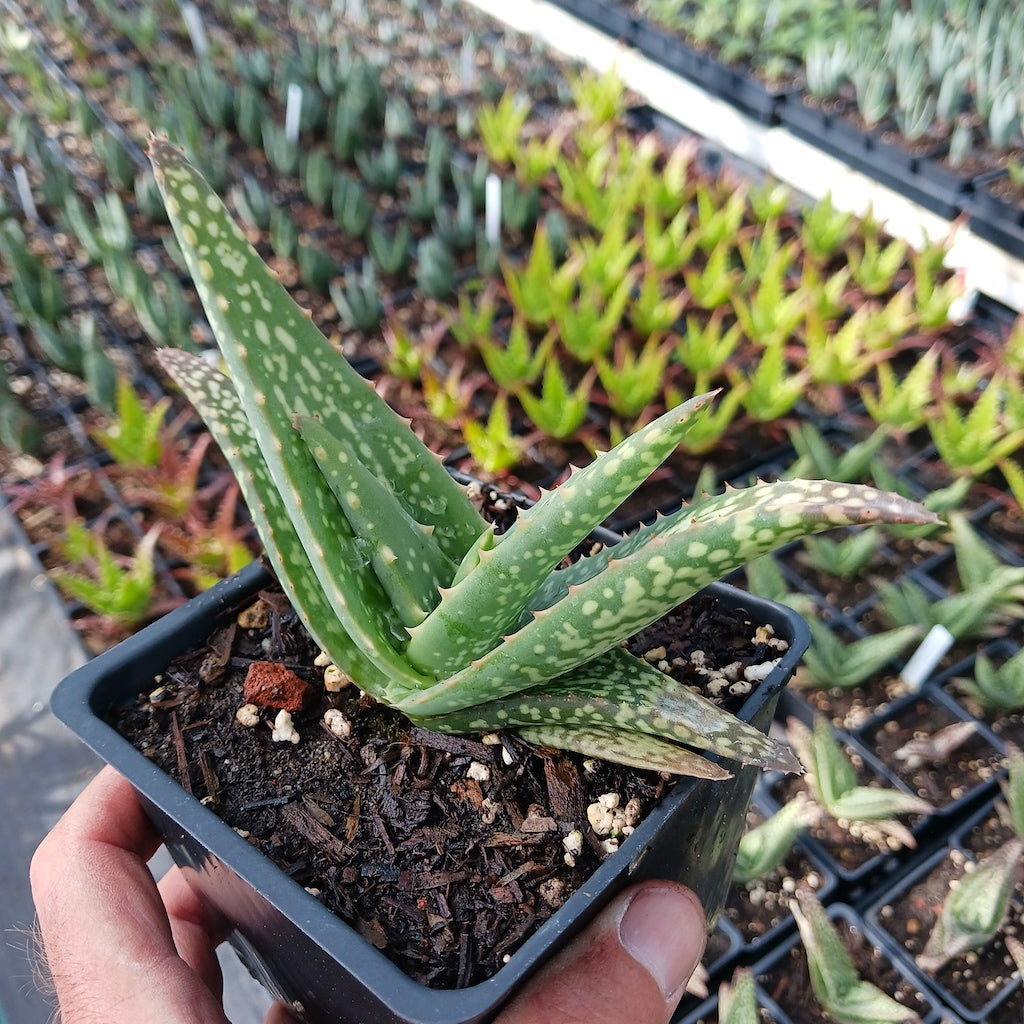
[323,664,352,691]
[235,703,260,727]
[323,709,351,739]
[237,600,270,630]
[270,709,300,744]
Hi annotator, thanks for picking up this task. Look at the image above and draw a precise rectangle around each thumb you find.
[497,882,706,1024]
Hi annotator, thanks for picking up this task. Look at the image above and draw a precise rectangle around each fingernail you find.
[618,885,707,1000]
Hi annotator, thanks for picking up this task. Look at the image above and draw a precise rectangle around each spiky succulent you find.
[148,137,938,777]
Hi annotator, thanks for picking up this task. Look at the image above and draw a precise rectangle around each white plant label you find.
[181,2,209,57]
[485,172,502,247]
[285,83,304,145]
[900,624,955,691]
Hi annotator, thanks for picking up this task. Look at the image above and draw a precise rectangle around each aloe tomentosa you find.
[148,137,937,778]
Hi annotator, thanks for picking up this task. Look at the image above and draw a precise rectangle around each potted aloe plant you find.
[50,138,939,1024]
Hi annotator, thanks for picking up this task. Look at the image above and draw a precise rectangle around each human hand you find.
[31,766,706,1024]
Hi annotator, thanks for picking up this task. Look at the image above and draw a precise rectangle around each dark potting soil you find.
[110,570,788,988]
[723,806,828,949]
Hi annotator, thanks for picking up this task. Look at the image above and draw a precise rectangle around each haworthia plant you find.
[148,137,939,777]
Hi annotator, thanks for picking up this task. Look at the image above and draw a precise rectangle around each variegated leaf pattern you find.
[157,349,391,691]
[398,480,940,716]
[404,392,718,676]
[413,645,798,771]
[295,414,456,629]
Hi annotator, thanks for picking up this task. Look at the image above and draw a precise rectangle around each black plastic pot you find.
[51,561,809,1024]
[630,18,788,125]
[864,799,1023,1024]
[968,172,1024,261]
[546,0,636,40]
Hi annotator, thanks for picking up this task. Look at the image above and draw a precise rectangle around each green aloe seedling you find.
[53,522,161,629]
[954,648,1024,712]
[793,892,924,1024]
[518,360,593,440]
[917,838,1024,973]
[717,968,759,1024]
[800,530,881,579]
[462,395,526,476]
[786,717,933,847]
[798,620,921,691]
[148,138,938,777]
[732,793,819,884]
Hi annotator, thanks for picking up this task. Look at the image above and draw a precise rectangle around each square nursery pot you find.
[968,171,1024,261]
[754,904,944,1024]
[864,803,1024,1024]
[51,560,808,1024]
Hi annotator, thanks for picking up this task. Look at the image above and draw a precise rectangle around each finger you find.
[497,882,706,1024]
[264,1001,302,1024]
[30,766,230,1024]
[158,865,228,999]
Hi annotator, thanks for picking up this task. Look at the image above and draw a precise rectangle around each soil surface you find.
[110,501,789,987]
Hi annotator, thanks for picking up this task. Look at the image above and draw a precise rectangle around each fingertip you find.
[264,1000,303,1024]
[617,883,707,1002]
[497,881,708,1024]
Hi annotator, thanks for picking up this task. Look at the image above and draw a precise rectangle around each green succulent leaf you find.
[414,644,799,772]
[917,839,1024,973]
[788,716,932,838]
[401,481,939,717]
[157,349,391,692]
[827,787,933,823]
[733,793,818,883]
[512,723,731,779]
[793,892,923,1024]
[955,649,1024,712]
[787,716,858,809]
[1004,744,1024,843]
[294,414,456,629]
[405,392,719,677]
[718,969,760,1024]
[798,620,921,690]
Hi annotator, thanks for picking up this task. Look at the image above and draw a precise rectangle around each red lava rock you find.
[243,661,315,712]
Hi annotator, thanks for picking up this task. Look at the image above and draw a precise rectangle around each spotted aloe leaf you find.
[157,348,391,692]
[523,480,932,617]
[917,838,1024,973]
[413,645,799,772]
[294,414,455,629]
[398,480,940,717]
[404,391,720,676]
[514,723,733,779]
[793,891,923,1024]
[149,138,487,690]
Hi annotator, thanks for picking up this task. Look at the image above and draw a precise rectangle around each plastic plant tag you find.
[180,1,208,56]
[900,624,954,691]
